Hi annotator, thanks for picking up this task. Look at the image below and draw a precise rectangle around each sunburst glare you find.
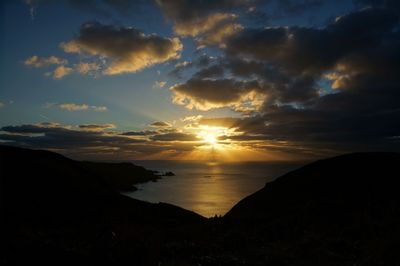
[200,131,218,145]
[196,126,225,147]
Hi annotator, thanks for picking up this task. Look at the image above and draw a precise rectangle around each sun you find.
[203,132,217,144]
[193,125,231,148]
[197,129,219,145]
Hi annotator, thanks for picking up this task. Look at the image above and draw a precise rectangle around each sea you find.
[125,160,304,217]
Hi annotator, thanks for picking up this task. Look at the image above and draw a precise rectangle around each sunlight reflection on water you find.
[125,161,302,217]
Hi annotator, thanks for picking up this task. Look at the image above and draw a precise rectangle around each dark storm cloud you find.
[61,21,182,74]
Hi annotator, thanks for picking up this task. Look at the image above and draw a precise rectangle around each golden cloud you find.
[61,22,183,75]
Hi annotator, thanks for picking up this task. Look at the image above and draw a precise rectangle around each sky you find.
[0,0,399,161]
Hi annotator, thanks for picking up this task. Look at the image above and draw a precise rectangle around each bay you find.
[126,160,303,217]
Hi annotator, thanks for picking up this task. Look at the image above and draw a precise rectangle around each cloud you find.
[150,132,199,142]
[0,122,201,160]
[215,32,400,150]
[170,7,399,111]
[169,55,217,78]
[24,56,101,79]
[228,96,400,153]
[150,121,172,127]
[24,55,68,68]
[0,102,4,108]
[0,123,145,152]
[52,65,73,79]
[198,117,241,128]
[171,78,266,111]
[174,12,236,37]
[181,115,203,122]
[61,21,183,74]
[353,0,400,13]
[169,61,193,78]
[59,103,89,111]
[1,122,65,134]
[75,62,101,75]
[156,0,250,26]
[194,54,216,67]
[120,130,159,136]
[153,81,167,88]
[175,61,192,68]
[156,0,248,47]
[91,106,108,112]
[78,123,115,131]
[192,64,225,79]
[15,3,400,158]
[197,21,243,48]
[58,103,108,112]
[164,6,400,155]
[226,8,399,75]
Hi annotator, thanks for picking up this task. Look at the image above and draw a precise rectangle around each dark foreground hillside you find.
[222,152,400,265]
[0,145,204,265]
[2,146,400,265]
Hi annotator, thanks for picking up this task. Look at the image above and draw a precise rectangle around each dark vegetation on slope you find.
[2,145,400,265]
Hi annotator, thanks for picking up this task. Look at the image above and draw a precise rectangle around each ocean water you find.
[126,160,303,217]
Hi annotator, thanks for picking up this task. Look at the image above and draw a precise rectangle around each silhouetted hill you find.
[220,152,400,265]
[0,145,204,265]
[227,152,400,220]
[2,147,400,265]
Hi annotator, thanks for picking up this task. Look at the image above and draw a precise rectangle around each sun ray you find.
[196,126,222,147]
